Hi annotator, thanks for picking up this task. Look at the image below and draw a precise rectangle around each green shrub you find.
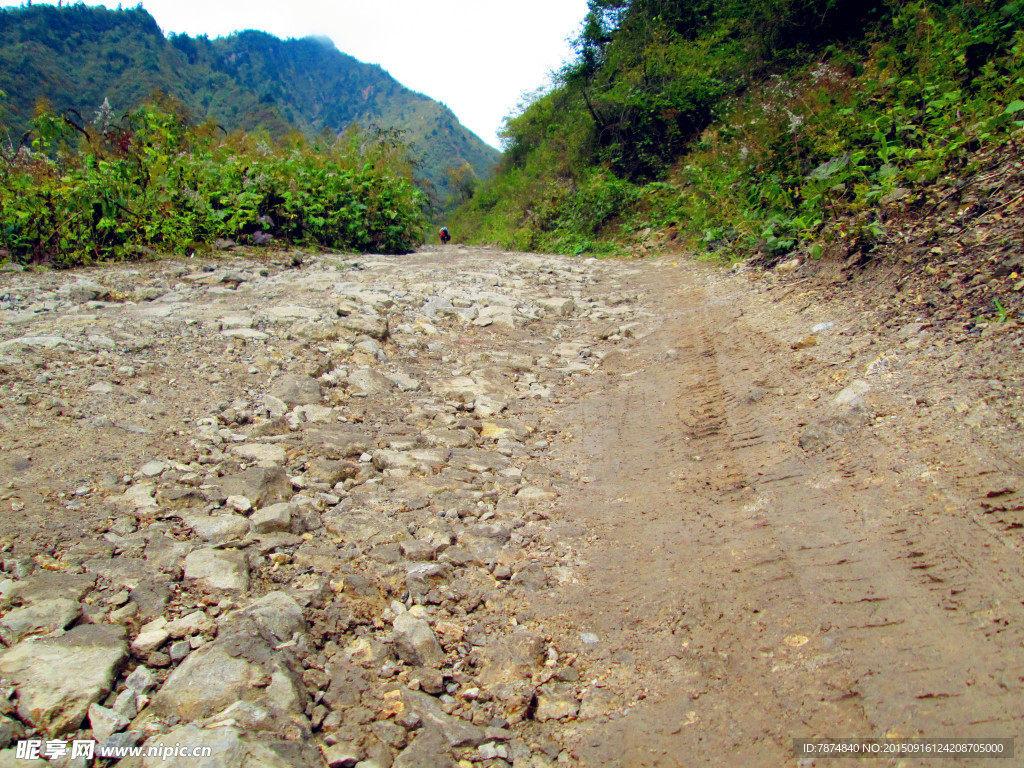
[0,104,426,267]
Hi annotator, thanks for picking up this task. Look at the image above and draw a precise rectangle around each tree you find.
[445,162,478,208]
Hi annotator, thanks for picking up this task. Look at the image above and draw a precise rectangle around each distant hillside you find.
[0,3,500,209]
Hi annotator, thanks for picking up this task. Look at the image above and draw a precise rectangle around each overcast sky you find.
[3,0,591,148]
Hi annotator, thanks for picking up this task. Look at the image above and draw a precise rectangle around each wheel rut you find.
[530,261,1024,766]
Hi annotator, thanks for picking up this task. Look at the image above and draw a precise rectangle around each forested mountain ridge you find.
[0,3,500,207]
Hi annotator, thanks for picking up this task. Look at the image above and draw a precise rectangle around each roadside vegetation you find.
[458,0,1024,261]
[0,4,499,211]
[0,98,426,267]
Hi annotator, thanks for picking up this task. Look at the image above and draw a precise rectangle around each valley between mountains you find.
[0,247,1022,767]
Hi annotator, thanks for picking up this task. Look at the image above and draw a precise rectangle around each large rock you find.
[269,374,322,406]
[0,598,80,644]
[336,314,388,341]
[400,689,486,748]
[134,594,308,737]
[184,514,251,545]
[230,444,287,467]
[218,467,292,508]
[372,449,449,474]
[347,368,395,396]
[471,629,547,686]
[392,726,456,768]
[0,572,95,606]
[323,510,409,547]
[392,613,445,668]
[0,624,127,736]
[183,548,250,592]
[249,504,293,534]
[299,424,374,459]
[122,725,328,768]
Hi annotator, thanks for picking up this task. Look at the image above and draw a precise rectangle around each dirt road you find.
[0,247,1021,767]
[528,259,1024,766]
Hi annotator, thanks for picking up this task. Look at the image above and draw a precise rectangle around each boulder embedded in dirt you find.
[0,624,127,736]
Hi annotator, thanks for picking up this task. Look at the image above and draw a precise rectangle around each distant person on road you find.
[439,226,451,246]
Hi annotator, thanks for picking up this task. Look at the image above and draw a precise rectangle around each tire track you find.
[529,262,1024,766]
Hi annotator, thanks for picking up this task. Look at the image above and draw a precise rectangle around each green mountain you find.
[0,3,500,209]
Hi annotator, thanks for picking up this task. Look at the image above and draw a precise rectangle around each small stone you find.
[324,741,362,768]
[109,602,139,625]
[130,617,169,656]
[117,483,157,511]
[60,279,106,303]
[479,742,502,760]
[385,371,421,392]
[516,486,557,504]
[168,640,191,662]
[184,513,250,545]
[218,467,292,508]
[125,665,156,695]
[347,368,395,396]
[775,257,802,274]
[165,610,215,639]
[0,713,24,749]
[834,379,871,407]
[226,495,252,513]
[536,297,575,316]
[337,314,388,340]
[112,689,138,719]
[400,689,487,748]
[87,702,129,742]
[263,394,289,418]
[138,460,168,478]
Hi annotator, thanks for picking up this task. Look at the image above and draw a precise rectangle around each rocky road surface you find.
[0,246,1022,767]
